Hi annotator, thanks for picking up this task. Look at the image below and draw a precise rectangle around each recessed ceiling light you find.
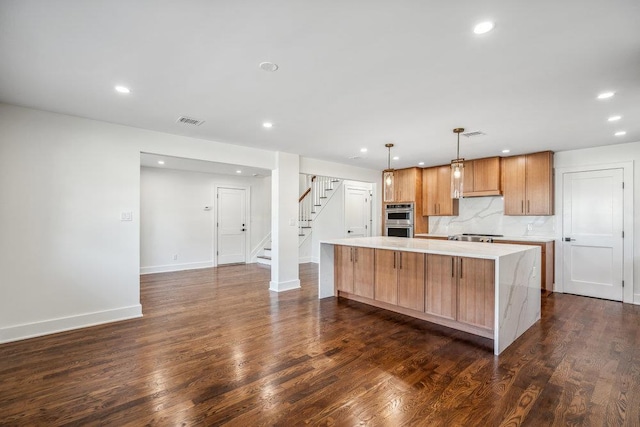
[360,148,368,153]
[157,160,165,165]
[597,91,615,99]
[615,131,626,136]
[236,170,242,174]
[393,156,399,160]
[473,21,495,35]
[418,162,425,166]
[115,85,131,94]
[608,115,622,122]
[259,62,279,72]
[502,149,511,153]
[263,122,273,128]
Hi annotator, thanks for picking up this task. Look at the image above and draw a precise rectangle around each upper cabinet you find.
[462,157,501,197]
[393,167,420,203]
[502,151,553,216]
[422,165,459,216]
[383,167,428,233]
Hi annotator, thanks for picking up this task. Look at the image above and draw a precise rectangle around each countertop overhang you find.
[414,233,555,243]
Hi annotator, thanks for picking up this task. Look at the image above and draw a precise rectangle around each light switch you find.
[289,218,296,226]
[120,211,133,221]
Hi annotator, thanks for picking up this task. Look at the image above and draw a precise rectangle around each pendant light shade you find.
[451,128,465,199]
[383,143,395,202]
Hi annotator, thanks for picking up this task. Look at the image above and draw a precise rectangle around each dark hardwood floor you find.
[1,263,639,426]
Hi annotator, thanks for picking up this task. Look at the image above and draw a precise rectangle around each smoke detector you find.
[176,116,205,126]
[462,130,486,138]
[259,62,279,72]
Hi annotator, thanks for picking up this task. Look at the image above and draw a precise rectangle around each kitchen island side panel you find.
[496,247,541,354]
[319,242,335,298]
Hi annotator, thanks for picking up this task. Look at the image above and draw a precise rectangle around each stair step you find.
[257,255,271,260]
[319,197,327,199]
[314,204,321,207]
[331,179,340,182]
[298,234,305,236]
[301,226,311,229]
[256,255,271,266]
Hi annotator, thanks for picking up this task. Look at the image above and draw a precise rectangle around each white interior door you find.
[562,168,623,300]
[345,186,370,238]
[217,187,247,265]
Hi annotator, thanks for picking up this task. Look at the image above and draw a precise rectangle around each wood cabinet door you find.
[473,157,501,194]
[463,160,475,194]
[397,252,425,311]
[436,165,458,216]
[425,254,456,320]
[457,257,495,330]
[353,247,375,298]
[525,151,553,215]
[393,168,415,202]
[502,155,527,215]
[422,167,438,215]
[374,249,398,304]
[334,245,354,293]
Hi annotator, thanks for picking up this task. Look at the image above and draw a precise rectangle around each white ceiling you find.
[1,0,639,171]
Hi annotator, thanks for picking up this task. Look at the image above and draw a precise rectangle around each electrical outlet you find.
[120,211,133,221]
[173,254,178,261]
[527,223,533,231]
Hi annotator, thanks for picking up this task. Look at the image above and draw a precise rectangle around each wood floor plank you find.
[1,263,640,425]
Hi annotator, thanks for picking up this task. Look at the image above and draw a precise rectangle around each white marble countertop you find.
[321,236,539,259]
[414,233,555,243]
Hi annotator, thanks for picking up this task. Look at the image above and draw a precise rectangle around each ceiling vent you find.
[176,116,205,126]
[462,131,486,138]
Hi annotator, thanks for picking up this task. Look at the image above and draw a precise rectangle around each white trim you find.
[140,261,214,274]
[554,161,634,304]
[0,305,143,344]
[269,279,301,292]
[214,184,251,266]
[298,256,313,264]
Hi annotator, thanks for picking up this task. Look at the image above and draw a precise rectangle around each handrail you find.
[298,187,311,203]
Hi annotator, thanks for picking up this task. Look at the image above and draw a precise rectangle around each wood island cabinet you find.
[425,254,456,320]
[463,156,502,197]
[502,151,553,216]
[374,249,425,310]
[425,255,494,330]
[456,257,495,330]
[422,165,459,216]
[335,245,374,298]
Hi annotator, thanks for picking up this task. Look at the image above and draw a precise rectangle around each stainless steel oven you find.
[385,203,414,224]
[385,224,414,238]
[385,203,414,237]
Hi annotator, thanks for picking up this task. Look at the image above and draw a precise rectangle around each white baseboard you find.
[298,256,313,264]
[269,279,301,292]
[140,261,214,275]
[635,293,640,305]
[0,304,143,344]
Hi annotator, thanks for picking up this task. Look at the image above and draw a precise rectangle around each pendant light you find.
[383,143,395,202]
[451,128,465,199]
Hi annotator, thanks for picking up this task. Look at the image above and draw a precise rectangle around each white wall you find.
[0,103,276,343]
[140,167,271,273]
[554,141,638,303]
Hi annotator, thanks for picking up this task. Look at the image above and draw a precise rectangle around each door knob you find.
[564,237,575,242]
[241,229,246,231]
[347,230,352,233]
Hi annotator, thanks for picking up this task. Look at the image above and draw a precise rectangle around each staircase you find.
[255,175,341,266]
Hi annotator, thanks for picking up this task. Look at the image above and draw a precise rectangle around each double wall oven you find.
[384,203,414,238]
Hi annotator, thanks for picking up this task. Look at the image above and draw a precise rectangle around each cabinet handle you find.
[460,258,463,278]
[434,203,437,214]
[521,200,524,213]
[527,200,530,213]
[355,248,358,263]
[393,252,396,269]
[350,247,353,262]
[399,252,402,269]
[451,258,455,277]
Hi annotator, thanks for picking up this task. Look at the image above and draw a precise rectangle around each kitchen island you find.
[319,236,541,355]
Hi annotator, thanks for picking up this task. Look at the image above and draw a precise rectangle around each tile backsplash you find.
[428,196,556,237]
